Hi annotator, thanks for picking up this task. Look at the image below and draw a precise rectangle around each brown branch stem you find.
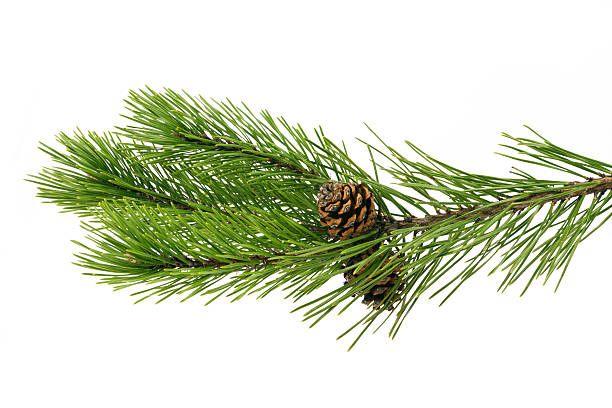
[172,132,322,178]
[147,254,277,271]
[380,176,612,233]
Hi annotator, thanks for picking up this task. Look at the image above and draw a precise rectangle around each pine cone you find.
[317,182,377,240]
[344,249,404,309]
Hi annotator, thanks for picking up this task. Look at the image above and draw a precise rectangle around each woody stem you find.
[380,176,612,233]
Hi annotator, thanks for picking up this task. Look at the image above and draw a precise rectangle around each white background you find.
[2,1,612,407]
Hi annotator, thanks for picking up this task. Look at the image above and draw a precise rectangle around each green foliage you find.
[29,88,612,348]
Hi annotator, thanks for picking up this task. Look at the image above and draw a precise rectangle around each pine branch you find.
[31,88,612,348]
[133,252,280,271]
[172,131,322,178]
[99,173,198,211]
[29,130,322,224]
[381,175,612,233]
[119,87,417,218]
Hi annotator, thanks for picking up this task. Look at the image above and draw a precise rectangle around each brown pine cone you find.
[344,250,404,309]
[317,182,377,240]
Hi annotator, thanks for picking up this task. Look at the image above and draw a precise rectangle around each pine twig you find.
[381,175,612,233]
[172,132,322,178]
